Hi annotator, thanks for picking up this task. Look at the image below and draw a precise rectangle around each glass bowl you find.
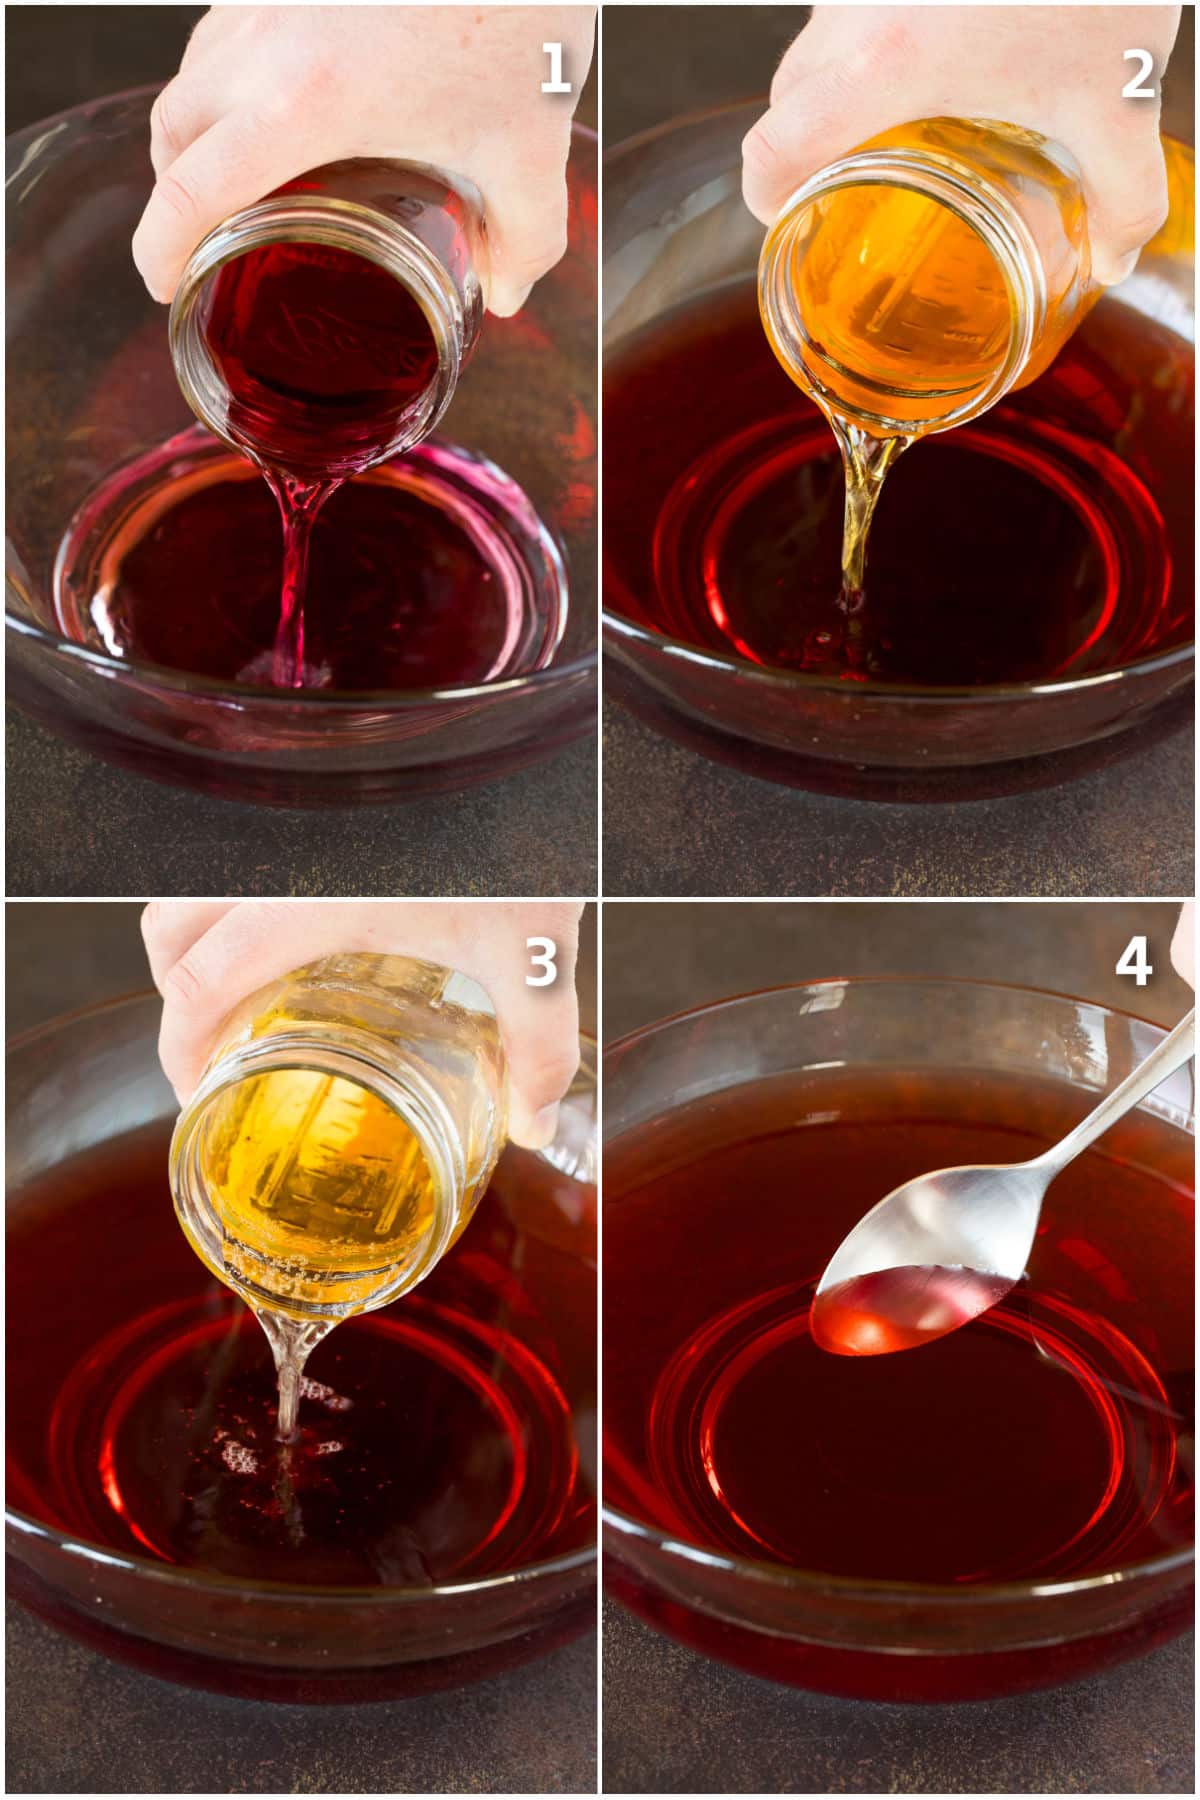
[602,978,1194,1701]
[6,91,596,807]
[6,993,596,1702]
[603,103,1194,803]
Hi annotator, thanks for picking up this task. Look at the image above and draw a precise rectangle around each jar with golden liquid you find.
[757,117,1103,438]
[757,118,1192,599]
[170,952,508,1433]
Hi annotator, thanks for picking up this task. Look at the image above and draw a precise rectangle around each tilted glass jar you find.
[169,158,488,480]
[170,952,508,1325]
[758,117,1102,439]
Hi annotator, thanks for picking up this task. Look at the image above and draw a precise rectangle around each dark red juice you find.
[604,283,1193,685]
[202,241,439,482]
[54,432,564,690]
[8,1123,595,1689]
[603,1067,1193,1694]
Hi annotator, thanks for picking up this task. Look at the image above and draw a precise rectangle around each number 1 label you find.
[542,42,572,94]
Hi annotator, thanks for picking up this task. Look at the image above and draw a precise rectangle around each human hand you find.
[742,4,1181,284]
[1170,900,1194,990]
[132,4,594,314]
[141,899,583,1148]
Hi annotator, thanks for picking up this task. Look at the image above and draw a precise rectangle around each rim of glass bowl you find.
[601,974,1195,1607]
[4,90,596,711]
[601,100,1195,705]
[5,987,597,1606]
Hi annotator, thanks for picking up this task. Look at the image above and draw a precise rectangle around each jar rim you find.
[168,190,470,474]
[759,138,1045,435]
[170,1026,464,1321]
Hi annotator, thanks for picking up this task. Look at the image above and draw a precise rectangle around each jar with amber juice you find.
[758,118,1194,595]
[170,953,508,1434]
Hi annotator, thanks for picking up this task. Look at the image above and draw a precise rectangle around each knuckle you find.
[522,1041,581,1109]
[742,118,785,189]
[153,166,201,227]
[503,207,569,282]
[1115,188,1170,251]
[150,85,182,157]
[276,55,340,121]
[842,18,913,87]
[162,950,212,1012]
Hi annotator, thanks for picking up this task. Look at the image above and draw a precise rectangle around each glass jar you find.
[169,159,488,480]
[758,117,1102,438]
[170,952,507,1322]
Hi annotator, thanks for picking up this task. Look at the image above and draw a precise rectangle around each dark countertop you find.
[604,1603,1193,1797]
[5,7,598,900]
[601,900,1193,1794]
[603,703,1194,898]
[6,902,598,1795]
[6,710,596,897]
[600,899,1193,1033]
[600,7,1195,901]
[7,1606,596,1797]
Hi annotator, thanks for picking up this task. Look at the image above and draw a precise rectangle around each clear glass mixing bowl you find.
[7,993,597,1701]
[6,90,596,807]
[603,103,1194,803]
[603,978,1194,1701]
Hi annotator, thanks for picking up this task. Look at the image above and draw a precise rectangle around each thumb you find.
[1061,117,1170,285]
[483,913,581,1148]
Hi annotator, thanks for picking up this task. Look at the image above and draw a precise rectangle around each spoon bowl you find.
[812,1007,1195,1357]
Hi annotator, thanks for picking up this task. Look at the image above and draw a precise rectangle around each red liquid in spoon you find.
[811,1265,1015,1355]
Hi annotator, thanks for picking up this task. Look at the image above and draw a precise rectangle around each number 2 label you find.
[1116,934,1154,986]
[527,936,558,986]
[1122,49,1157,98]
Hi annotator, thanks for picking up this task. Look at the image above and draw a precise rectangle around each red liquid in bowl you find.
[604,284,1193,686]
[7,1123,596,1696]
[603,1068,1193,1697]
[53,432,566,691]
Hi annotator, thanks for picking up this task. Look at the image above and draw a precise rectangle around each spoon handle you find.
[1041,1008,1195,1172]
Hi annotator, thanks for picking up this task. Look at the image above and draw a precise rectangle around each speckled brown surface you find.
[6,903,598,1794]
[6,710,597,897]
[603,1603,1192,1797]
[601,899,1193,1032]
[603,705,1195,898]
[601,901,1194,1794]
[6,1606,596,1796]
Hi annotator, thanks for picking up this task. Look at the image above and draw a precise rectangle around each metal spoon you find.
[811,1008,1195,1357]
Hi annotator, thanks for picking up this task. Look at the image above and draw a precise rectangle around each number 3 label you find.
[1122,49,1157,98]
[1116,934,1154,986]
[527,936,558,986]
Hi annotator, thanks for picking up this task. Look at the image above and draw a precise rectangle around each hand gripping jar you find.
[169,952,508,1325]
[168,159,488,480]
[758,117,1104,439]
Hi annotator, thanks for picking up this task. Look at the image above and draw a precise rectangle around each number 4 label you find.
[527,936,558,986]
[1116,934,1153,986]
